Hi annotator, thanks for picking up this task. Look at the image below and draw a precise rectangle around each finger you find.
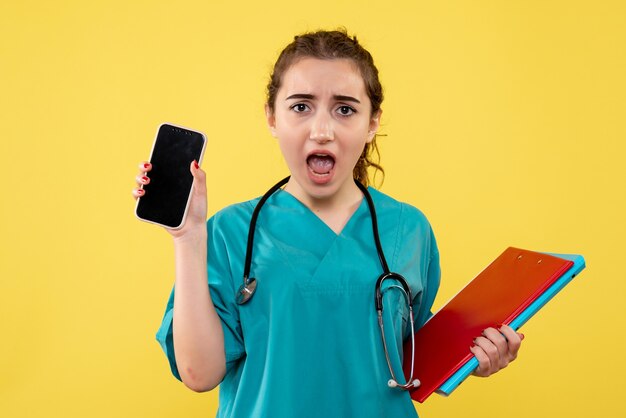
[470,344,491,377]
[190,159,201,174]
[139,161,152,173]
[482,327,510,369]
[500,325,523,359]
[483,327,508,358]
[473,335,500,373]
[132,188,145,200]
[135,174,150,186]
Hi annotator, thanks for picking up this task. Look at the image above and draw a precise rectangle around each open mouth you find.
[306,153,335,175]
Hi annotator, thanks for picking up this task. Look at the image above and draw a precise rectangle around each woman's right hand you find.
[134,161,224,391]
[132,160,208,239]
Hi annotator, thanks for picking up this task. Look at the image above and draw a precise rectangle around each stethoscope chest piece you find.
[236,278,257,305]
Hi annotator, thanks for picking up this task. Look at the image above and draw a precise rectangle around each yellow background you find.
[1,1,624,417]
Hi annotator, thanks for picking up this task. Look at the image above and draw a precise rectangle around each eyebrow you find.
[285,93,361,104]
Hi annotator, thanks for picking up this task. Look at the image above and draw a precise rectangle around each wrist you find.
[172,226,207,246]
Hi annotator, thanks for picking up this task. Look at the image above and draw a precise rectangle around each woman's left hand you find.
[470,325,524,377]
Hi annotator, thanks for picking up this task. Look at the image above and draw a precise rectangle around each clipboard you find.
[403,247,586,403]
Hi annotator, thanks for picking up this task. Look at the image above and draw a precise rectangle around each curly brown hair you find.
[266,29,385,187]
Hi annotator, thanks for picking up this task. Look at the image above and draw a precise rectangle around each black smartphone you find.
[135,123,207,229]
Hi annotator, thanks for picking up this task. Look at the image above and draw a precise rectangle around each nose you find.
[309,111,334,143]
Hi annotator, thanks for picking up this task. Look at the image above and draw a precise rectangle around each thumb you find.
[190,160,206,188]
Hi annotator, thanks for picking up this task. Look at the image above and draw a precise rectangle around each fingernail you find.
[137,189,144,194]
[141,176,149,183]
[193,160,199,169]
[143,163,150,168]
[519,333,525,340]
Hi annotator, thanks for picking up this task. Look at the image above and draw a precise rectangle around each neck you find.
[284,178,364,234]
[285,178,362,211]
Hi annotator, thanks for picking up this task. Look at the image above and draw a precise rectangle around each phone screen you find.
[135,124,206,229]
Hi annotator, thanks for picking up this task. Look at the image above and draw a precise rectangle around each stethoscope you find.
[235,176,420,390]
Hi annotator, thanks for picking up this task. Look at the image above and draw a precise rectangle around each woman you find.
[133,29,522,417]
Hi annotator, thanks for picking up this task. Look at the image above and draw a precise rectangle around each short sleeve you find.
[205,215,246,369]
[413,225,441,329]
[155,286,180,380]
[155,214,246,381]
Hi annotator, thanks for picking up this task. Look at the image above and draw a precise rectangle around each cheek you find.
[341,130,371,155]
[277,138,301,167]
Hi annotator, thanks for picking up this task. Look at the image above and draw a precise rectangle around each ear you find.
[265,103,277,138]
[366,109,382,143]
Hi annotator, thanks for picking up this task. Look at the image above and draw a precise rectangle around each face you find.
[265,57,381,203]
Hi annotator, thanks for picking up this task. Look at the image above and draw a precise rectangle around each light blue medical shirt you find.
[157,187,440,418]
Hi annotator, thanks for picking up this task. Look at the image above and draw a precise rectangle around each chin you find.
[304,183,338,200]
[303,173,354,201]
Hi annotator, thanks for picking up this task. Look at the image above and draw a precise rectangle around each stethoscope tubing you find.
[236,176,418,390]
[242,176,290,285]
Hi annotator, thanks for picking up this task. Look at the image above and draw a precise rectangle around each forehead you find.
[279,57,367,98]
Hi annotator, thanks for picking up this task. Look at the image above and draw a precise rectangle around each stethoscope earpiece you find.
[388,378,420,389]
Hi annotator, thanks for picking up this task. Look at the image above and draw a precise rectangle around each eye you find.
[290,103,310,113]
[336,105,356,116]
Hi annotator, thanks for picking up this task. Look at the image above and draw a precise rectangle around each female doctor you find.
[132,30,523,417]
